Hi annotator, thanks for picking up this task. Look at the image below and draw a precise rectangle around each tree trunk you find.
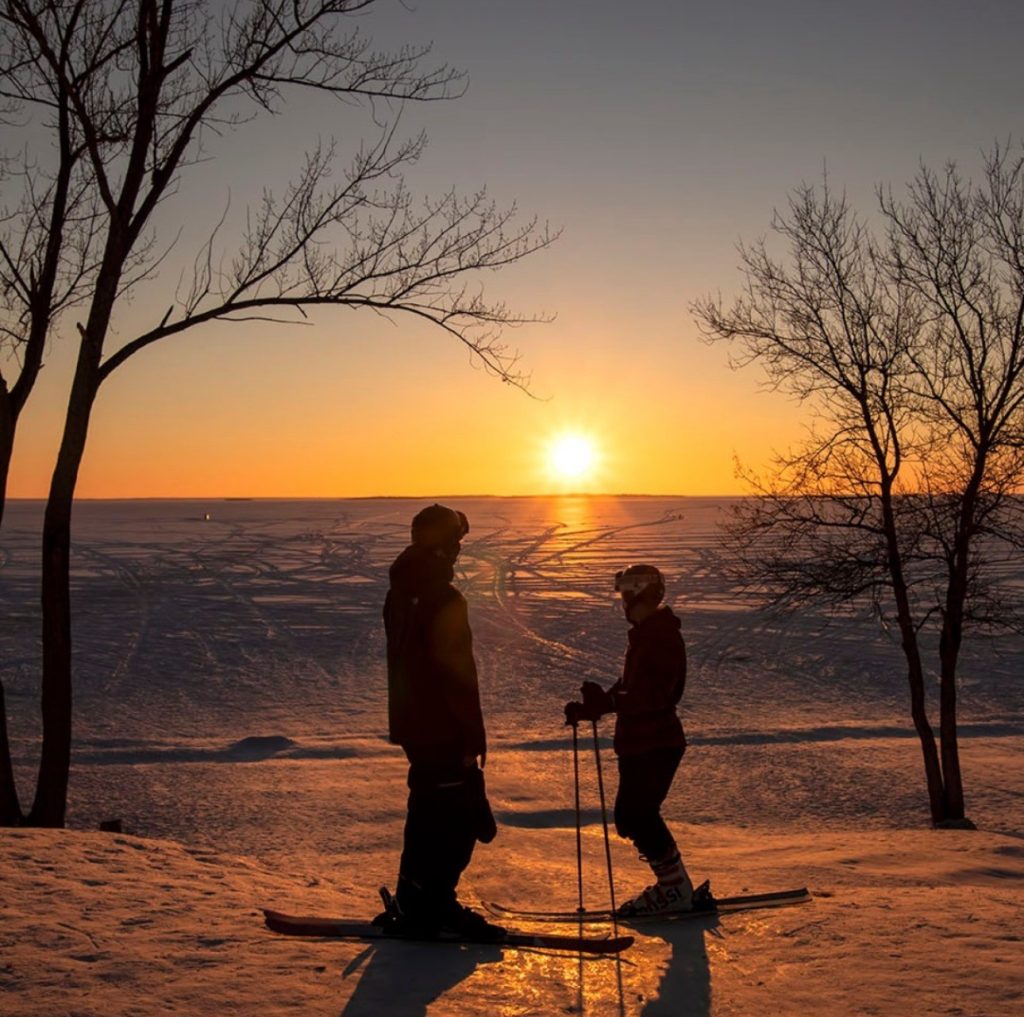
[903,637,947,824]
[938,643,966,821]
[877,482,947,823]
[27,495,75,826]
[0,680,22,826]
[26,337,102,828]
[894,564,947,825]
[0,379,12,530]
[937,554,970,823]
[0,385,22,825]
[934,469,984,826]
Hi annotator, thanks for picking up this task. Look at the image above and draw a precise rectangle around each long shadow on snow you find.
[496,806,605,829]
[504,719,1024,753]
[629,913,715,1017]
[338,940,501,1017]
[69,734,382,765]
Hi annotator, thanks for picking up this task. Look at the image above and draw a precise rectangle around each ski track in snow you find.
[2,497,1023,863]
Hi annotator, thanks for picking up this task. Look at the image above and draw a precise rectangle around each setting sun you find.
[547,432,599,483]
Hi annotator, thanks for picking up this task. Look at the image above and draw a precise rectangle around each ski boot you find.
[437,899,507,943]
[618,848,694,917]
[373,887,506,943]
[617,880,693,917]
[373,886,440,939]
[617,877,716,918]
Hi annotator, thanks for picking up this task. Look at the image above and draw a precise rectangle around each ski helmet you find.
[410,503,470,548]
[614,564,665,605]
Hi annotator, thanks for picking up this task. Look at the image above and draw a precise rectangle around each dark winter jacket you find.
[608,606,686,757]
[383,544,486,759]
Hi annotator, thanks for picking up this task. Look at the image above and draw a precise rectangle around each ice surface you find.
[3,496,1021,852]
[2,498,1022,1015]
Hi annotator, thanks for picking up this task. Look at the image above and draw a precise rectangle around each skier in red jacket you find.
[565,564,695,916]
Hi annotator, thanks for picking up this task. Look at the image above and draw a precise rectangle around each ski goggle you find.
[614,569,662,597]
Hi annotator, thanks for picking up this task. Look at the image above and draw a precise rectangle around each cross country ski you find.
[486,886,812,923]
[262,909,634,955]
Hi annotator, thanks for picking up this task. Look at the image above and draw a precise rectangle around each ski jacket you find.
[383,544,486,760]
[607,606,686,757]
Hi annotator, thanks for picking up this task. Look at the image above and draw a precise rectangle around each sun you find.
[547,432,599,484]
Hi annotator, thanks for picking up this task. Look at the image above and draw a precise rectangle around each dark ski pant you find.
[397,749,495,920]
[613,745,684,861]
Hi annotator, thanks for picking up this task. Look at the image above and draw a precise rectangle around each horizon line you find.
[7,492,743,502]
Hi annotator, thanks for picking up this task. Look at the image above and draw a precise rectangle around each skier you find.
[377,503,505,941]
[564,564,695,916]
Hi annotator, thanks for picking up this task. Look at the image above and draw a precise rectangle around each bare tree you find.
[692,151,1024,827]
[0,0,555,827]
[1,0,106,823]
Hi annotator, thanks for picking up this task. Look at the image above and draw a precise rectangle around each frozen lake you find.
[2,497,1023,866]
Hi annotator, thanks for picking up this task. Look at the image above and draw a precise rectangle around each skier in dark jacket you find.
[377,503,504,940]
[565,564,695,916]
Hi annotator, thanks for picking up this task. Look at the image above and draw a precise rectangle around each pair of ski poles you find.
[569,718,619,930]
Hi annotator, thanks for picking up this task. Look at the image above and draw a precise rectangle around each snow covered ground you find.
[2,497,1023,1015]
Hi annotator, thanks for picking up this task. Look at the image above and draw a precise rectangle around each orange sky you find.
[8,297,801,498]
[6,2,1020,499]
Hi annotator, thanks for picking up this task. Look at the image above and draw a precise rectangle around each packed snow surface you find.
[2,497,1022,1015]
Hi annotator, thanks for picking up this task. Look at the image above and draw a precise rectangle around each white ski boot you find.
[617,879,694,917]
[617,849,696,917]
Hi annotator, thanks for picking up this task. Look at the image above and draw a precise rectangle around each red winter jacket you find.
[607,606,686,757]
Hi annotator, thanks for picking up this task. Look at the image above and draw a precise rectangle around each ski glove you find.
[468,765,498,844]
[564,700,602,726]
[580,680,614,716]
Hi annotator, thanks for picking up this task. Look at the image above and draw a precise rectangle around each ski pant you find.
[397,748,496,919]
[613,745,683,861]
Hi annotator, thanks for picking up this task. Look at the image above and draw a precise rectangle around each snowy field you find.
[2,496,1023,1016]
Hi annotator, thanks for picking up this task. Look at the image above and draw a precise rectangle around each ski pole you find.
[590,718,619,926]
[571,720,585,915]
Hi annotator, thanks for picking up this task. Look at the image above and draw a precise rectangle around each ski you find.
[485,886,811,923]
[263,909,634,955]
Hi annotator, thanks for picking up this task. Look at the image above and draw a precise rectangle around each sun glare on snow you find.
[547,432,599,484]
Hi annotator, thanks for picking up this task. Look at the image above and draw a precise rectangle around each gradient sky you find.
[7,0,1024,497]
